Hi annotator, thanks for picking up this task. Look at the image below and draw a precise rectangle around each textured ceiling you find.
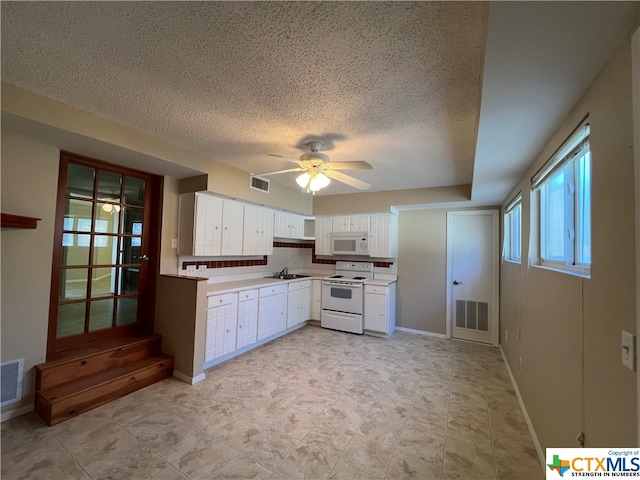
[1,1,488,195]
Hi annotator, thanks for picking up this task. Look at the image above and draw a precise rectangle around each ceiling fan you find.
[254,142,372,193]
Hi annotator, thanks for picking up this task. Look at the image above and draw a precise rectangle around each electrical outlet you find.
[519,357,523,370]
[505,329,508,342]
[198,265,207,274]
[621,330,636,371]
[186,265,196,276]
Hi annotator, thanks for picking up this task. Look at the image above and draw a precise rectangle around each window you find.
[532,122,590,275]
[504,194,522,262]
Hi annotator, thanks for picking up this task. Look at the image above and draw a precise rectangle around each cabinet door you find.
[221,200,244,256]
[299,287,310,324]
[314,216,332,255]
[237,292,258,349]
[331,216,351,232]
[350,215,370,232]
[195,194,223,256]
[206,293,238,361]
[244,205,274,255]
[369,214,391,258]
[364,293,387,333]
[310,279,322,320]
[287,289,300,328]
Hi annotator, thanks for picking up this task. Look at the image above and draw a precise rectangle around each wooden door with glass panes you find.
[47,152,161,359]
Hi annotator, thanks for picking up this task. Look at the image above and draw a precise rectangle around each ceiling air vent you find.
[250,176,270,193]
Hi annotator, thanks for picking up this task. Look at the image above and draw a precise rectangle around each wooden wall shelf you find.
[1,213,41,229]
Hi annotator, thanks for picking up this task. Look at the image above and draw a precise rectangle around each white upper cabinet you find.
[369,214,398,258]
[220,200,244,256]
[274,211,305,239]
[243,205,274,255]
[179,192,223,256]
[331,215,370,232]
[314,216,332,256]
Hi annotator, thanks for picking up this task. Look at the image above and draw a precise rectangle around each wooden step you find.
[36,335,163,391]
[36,354,174,426]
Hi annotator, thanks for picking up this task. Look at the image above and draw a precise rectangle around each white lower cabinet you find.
[258,284,287,341]
[364,283,396,335]
[206,292,238,362]
[287,280,311,328]
[310,279,322,320]
[237,289,258,349]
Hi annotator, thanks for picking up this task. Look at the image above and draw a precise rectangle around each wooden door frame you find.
[46,151,163,360]
[445,209,500,346]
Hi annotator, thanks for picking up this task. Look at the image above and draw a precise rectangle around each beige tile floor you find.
[1,326,543,480]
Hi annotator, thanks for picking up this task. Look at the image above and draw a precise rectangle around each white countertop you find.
[206,274,324,296]
[365,278,397,286]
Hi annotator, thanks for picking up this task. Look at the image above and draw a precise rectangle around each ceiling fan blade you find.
[325,170,371,190]
[253,168,305,177]
[326,161,373,170]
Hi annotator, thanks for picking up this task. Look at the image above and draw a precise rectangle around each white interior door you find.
[447,210,499,345]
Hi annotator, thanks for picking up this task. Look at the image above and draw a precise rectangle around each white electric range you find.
[321,261,374,334]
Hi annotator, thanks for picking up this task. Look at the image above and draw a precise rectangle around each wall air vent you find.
[1,359,24,407]
[455,299,489,331]
[250,176,270,193]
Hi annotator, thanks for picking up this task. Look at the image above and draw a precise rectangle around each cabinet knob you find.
[226,329,229,333]
[239,325,242,328]
[219,299,223,303]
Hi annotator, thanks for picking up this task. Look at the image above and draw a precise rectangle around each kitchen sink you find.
[264,274,312,279]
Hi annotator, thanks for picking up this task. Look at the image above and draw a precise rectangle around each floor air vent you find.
[456,300,489,331]
[250,176,270,193]
[1,359,24,406]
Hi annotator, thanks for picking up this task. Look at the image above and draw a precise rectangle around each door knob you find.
[453,280,462,285]
[141,254,150,261]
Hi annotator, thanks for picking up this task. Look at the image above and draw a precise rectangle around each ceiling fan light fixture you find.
[296,172,311,188]
[309,172,330,192]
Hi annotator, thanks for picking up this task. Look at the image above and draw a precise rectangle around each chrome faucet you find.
[278,267,288,277]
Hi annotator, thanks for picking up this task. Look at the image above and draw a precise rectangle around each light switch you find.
[621,330,636,371]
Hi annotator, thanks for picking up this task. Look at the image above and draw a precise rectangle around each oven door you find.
[321,281,363,314]
[321,309,363,334]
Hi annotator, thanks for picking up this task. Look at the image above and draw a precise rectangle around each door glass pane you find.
[124,176,145,206]
[57,303,86,337]
[95,203,121,233]
[116,297,138,326]
[120,237,142,264]
[62,237,90,266]
[118,267,139,294]
[66,199,93,231]
[97,171,122,202]
[66,164,95,198]
[123,207,143,235]
[93,235,117,265]
[89,299,114,331]
[91,267,116,298]
[60,268,88,300]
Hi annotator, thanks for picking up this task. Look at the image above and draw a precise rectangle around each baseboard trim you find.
[173,370,206,385]
[499,346,545,469]
[394,326,448,338]
[1,404,34,423]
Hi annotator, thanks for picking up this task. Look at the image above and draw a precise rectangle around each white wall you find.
[500,35,637,450]
[1,133,60,418]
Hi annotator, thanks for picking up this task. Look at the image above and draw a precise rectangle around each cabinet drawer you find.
[207,292,237,308]
[288,280,311,291]
[259,284,287,297]
[365,285,388,295]
[238,289,257,302]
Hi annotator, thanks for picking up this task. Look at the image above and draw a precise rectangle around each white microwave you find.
[330,232,370,256]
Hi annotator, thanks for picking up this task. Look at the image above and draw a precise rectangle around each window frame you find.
[532,121,591,277]
[503,194,522,263]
